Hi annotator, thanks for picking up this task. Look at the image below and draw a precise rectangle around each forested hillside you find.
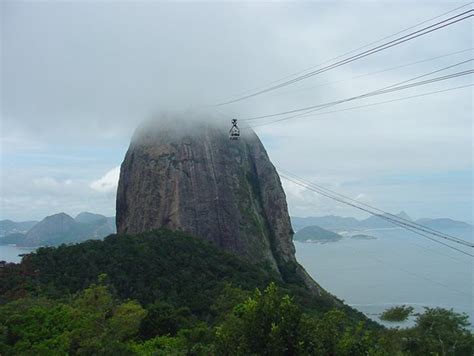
[0,230,472,355]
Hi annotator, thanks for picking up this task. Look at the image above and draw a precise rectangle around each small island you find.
[349,234,377,240]
[293,225,343,243]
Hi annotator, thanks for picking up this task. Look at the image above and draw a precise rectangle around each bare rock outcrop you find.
[116,113,323,293]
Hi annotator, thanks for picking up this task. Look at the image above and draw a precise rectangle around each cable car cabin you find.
[229,119,240,140]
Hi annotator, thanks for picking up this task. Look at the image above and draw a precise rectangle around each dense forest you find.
[0,230,472,355]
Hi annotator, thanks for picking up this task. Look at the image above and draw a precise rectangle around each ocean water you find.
[295,227,473,328]
[0,245,36,263]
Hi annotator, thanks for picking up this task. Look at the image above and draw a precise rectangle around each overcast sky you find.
[1,0,472,222]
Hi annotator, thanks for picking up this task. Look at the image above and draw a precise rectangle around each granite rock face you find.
[116,114,323,292]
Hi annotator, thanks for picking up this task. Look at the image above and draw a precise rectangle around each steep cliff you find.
[116,114,323,293]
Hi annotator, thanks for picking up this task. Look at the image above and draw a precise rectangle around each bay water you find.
[295,226,473,328]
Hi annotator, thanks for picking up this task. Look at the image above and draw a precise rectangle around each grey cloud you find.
[1,1,472,221]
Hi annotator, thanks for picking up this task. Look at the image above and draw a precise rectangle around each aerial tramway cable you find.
[215,8,473,105]
[243,60,473,121]
[260,47,473,99]
[244,69,473,129]
[278,168,474,247]
[247,84,473,129]
[218,2,473,103]
[278,173,474,257]
[217,4,473,258]
[241,69,473,129]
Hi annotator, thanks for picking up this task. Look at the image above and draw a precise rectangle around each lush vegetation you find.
[0,229,472,355]
[380,305,414,322]
[0,230,341,315]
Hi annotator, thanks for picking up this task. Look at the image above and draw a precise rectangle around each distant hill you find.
[359,211,412,229]
[0,220,38,237]
[415,218,471,230]
[0,212,116,247]
[294,225,343,243]
[291,212,471,232]
[0,233,27,245]
[75,212,108,224]
[75,212,116,238]
[292,216,359,231]
[24,213,79,246]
